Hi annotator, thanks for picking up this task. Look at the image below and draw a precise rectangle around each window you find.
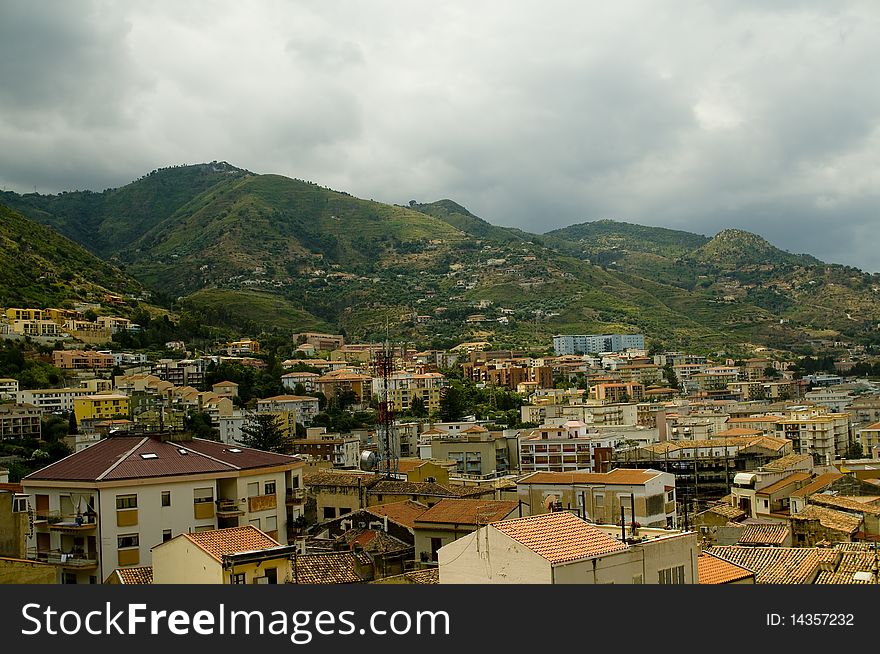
[162,530,172,542]
[116,494,137,510]
[161,491,171,507]
[594,494,604,507]
[265,516,277,532]
[193,487,213,504]
[249,518,261,529]
[264,481,276,496]
[658,565,686,584]
[117,534,139,549]
[247,482,259,497]
[230,573,246,585]
[265,567,278,584]
[323,507,336,520]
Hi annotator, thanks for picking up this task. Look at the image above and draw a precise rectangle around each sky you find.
[1,1,879,270]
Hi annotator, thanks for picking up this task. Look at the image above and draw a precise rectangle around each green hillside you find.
[686,229,821,267]
[546,219,711,259]
[2,162,250,257]
[7,163,880,352]
[0,203,141,306]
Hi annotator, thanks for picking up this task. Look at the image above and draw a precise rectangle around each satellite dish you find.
[360,450,377,471]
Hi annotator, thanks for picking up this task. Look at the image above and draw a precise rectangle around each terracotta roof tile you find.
[365,500,428,529]
[809,494,880,516]
[414,499,519,526]
[707,546,829,584]
[813,571,872,584]
[737,523,790,545]
[112,566,153,584]
[291,551,373,584]
[305,471,378,488]
[182,526,282,561]
[756,472,811,496]
[790,472,844,498]
[762,453,813,472]
[698,553,755,584]
[368,480,491,498]
[519,468,662,486]
[791,505,862,534]
[492,512,628,564]
[704,504,747,520]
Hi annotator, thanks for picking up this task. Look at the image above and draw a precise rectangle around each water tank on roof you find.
[733,472,756,487]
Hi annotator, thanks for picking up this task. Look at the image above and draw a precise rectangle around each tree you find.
[240,412,290,453]
[844,440,864,459]
[293,382,307,396]
[68,411,78,435]
[439,385,465,422]
[409,395,428,418]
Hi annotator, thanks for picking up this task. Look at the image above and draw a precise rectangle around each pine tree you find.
[239,413,290,453]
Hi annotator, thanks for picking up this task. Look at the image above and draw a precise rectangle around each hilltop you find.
[686,229,821,268]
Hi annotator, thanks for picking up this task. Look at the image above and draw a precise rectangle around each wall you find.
[438,528,551,583]
[0,492,27,558]
[152,537,222,584]
[0,557,56,584]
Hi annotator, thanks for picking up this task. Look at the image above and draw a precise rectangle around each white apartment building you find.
[17,387,96,414]
[553,334,645,356]
[21,434,305,584]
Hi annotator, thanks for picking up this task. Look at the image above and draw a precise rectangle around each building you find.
[0,403,42,440]
[290,431,361,469]
[295,332,345,351]
[73,394,130,423]
[16,387,95,414]
[775,412,851,464]
[281,372,319,392]
[314,370,372,406]
[152,526,295,584]
[0,378,20,400]
[697,552,756,584]
[211,381,239,398]
[589,382,645,404]
[21,434,305,584]
[371,372,447,413]
[429,427,519,479]
[553,334,645,356]
[52,350,116,370]
[517,468,677,528]
[412,498,519,563]
[256,395,320,425]
[226,339,260,356]
[439,511,697,584]
[519,422,613,474]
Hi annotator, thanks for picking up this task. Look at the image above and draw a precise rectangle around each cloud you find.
[1,0,879,270]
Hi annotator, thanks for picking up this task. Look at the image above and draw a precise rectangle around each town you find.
[2,303,879,586]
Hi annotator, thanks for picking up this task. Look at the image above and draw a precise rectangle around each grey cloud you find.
[1,1,879,272]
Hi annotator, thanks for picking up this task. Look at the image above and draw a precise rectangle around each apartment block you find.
[553,333,645,356]
[21,434,305,583]
[52,350,116,370]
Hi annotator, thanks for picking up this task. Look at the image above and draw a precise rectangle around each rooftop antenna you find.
[373,320,398,479]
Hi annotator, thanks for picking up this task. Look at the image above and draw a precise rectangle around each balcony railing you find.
[286,488,305,504]
[248,494,277,513]
[216,499,244,516]
[32,549,99,568]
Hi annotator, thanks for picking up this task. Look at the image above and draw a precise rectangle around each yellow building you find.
[151,526,294,584]
[6,308,43,322]
[74,394,130,422]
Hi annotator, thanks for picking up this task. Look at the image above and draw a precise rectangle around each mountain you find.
[7,163,880,353]
[0,203,142,306]
[686,229,821,268]
[1,161,251,258]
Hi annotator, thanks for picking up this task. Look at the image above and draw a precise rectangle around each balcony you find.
[38,550,99,569]
[286,488,305,505]
[248,494,277,513]
[215,499,243,517]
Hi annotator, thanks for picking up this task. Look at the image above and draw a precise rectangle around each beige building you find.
[412,498,519,563]
[17,387,96,414]
[517,468,677,528]
[21,434,305,584]
[439,511,698,584]
[152,526,294,584]
[0,403,42,440]
[429,428,518,479]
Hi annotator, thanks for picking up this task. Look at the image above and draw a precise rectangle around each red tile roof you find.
[112,566,154,584]
[365,500,428,529]
[698,553,755,584]
[24,436,302,482]
[414,499,519,526]
[492,512,628,564]
[519,468,663,486]
[737,523,790,546]
[291,551,373,584]
[182,526,281,561]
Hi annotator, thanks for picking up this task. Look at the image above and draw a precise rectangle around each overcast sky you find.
[1,1,879,270]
